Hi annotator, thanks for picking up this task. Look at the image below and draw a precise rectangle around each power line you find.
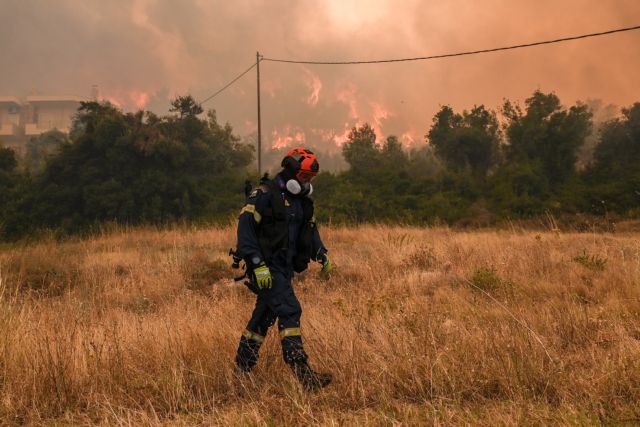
[199,61,258,105]
[197,24,640,105]
[262,24,640,65]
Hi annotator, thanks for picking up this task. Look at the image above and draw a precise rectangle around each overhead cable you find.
[197,25,640,106]
[262,24,640,65]
[200,62,258,105]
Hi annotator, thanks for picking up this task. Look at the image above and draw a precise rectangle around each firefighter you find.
[233,148,333,390]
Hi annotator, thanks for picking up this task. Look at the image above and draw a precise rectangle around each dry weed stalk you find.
[0,225,638,425]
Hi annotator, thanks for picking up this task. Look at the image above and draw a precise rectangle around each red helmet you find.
[282,147,319,182]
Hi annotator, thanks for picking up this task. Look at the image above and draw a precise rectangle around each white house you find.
[24,95,83,136]
[0,96,23,139]
[0,96,25,154]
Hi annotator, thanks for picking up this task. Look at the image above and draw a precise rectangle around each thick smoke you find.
[1,0,639,159]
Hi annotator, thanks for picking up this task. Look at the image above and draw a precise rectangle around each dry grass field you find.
[0,225,639,425]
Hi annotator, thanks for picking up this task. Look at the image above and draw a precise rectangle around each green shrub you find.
[573,251,607,272]
[469,267,514,294]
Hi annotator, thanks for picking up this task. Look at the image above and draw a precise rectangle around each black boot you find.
[281,334,332,390]
[290,360,333,391]
[235,331,263,373]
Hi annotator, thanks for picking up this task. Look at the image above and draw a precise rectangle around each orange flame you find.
[401,131,417,146]
[129,91,150,109]
[303,67,322,106]
[271,126,306,149]
[336,84,359,119]
[370,102,391,140]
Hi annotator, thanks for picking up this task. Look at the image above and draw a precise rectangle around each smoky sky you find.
[1,0,639,153]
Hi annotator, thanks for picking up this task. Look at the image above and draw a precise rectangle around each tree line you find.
[0,97,252,240]
[0,91,638,240]
[314,91,639,226]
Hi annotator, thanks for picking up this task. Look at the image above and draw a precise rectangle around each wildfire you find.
[371,102,391,139]
[332,126,353,146]
[401,131,417,146]
[271,126,306,149]
[99,89,151,110]
[302,67,322,106]
[333,83,396,142]
[129,91,150,109]
[336,83,359,119]
[307,126,352,147]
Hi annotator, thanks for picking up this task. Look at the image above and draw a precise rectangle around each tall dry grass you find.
[0,225,639,425]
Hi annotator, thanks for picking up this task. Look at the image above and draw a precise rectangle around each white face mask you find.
[285,179,313,196]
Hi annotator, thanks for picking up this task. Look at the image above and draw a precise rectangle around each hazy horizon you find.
[2,0,639,150]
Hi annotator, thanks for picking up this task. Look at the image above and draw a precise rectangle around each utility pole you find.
[256,51,262,176]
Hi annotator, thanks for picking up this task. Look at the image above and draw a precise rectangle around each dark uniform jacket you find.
[236,175,326,278]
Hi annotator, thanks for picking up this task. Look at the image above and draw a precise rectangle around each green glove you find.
[253,262,272,290]
[319,254,333,279]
